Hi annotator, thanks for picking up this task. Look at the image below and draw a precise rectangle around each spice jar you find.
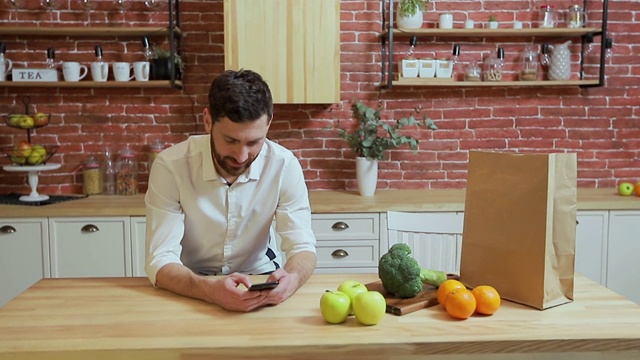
[116,145,139,195]
[82,156,103,195]
[148,138,164,170]
[567,4,587,28]
[464,60,481,81]
[483,48,504,82]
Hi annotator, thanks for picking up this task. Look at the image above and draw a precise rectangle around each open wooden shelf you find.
[0,26,181,37]
[383,27,602,38]
[390,78,600,87]
[1,80,183,89]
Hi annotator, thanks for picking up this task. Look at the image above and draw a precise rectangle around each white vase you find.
[396,8,423,29]
[548,41,572,81]
[356,157,378,197]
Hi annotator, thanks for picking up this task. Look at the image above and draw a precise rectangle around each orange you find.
[437,279,465,305]
[471,285,501,315]
[445,288,476,320]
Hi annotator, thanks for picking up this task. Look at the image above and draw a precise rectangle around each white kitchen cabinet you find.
[386,211,464,274]
[130,216,146,277]
[0,218,49,307]
[606,211,640,304]
[312,213,380,274]
[575,211,609,285]
[48,217,132,278]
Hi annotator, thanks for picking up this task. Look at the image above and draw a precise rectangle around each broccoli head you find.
[378,243,423,298]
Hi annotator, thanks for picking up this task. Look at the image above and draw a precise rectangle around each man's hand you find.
[204,273,269,312]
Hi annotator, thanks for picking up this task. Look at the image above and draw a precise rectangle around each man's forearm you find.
[155,263,212,302]
[283,251,317,289]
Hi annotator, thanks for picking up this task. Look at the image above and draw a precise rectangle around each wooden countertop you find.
[0,274,639,359]
[0,188,638,218]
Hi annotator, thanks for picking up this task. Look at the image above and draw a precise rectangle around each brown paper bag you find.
[460,151,577,310]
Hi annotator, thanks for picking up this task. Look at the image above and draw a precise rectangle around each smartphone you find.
[248,281,279,291]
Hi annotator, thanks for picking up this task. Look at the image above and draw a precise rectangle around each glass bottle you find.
[142,36,153,61]
[102,148,116,195]
[147,138,164,171]
[83,156,103,195]
[567,4,586,28]
[464,60,481,81]
[483,47,504,82]
[519,45,539,81]
[116,145,139,196]
[45,48,56,69]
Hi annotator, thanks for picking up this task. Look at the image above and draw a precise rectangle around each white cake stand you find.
[2,163,62,202]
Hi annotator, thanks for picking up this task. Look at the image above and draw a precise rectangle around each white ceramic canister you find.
[400,58,419,78]
[436,58,453,78]
[419,58,436,78]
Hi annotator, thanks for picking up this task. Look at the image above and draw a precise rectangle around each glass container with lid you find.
[116,145,139,195]
[539,5,557,28]
[567,4,587,28]
[519,45,539,81]
[83,155,103,195]
[483,48,504,82]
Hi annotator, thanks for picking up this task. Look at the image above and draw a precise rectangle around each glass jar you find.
[567,4,587,28]
[82,156,103,195]
[147,138,164,170]
[539,5,556,28]
[116,146,139,195]
[464,60,481,81]
[483,48,504,82]
[519,45,539,81]
[102,148,116,195]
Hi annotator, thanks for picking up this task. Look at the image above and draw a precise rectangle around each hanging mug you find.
[0,58,12,82]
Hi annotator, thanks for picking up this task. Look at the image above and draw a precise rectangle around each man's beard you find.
[210,136,256,177]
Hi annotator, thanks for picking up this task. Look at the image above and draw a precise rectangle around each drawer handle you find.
[331,249,349,258]
[331,222,349,231]
[0,225,17,234]
[81,224,100,233]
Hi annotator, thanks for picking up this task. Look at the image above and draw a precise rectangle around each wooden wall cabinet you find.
[224,0,341,104]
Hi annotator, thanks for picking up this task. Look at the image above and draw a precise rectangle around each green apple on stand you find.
[11,141,32,164]
[337,280,368,315]
[18,115,35,129]
[352,291,387,326]
[319,290,351,324]
[618,182,635,196]
[8,114,22,127]
[27,145,47,165]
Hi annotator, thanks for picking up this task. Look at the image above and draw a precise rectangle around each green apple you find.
[33,112,49,127]
[27,145,47,165]
[618,182,635,196]
[352,291,386,326]
[8,114,22,127]
[18,115,35,129]
[337,280,368,315]
[319,290,351,324]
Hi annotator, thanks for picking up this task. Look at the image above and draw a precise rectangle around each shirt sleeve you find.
[144,155,185,286]
[275,156,317,257]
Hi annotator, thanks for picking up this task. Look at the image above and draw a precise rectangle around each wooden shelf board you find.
[384,27,602,38]
[388,79,600,87]
[2,80,183,89]
[0,26,181,37]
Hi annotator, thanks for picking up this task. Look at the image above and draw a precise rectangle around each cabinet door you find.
[0,218,49,307]
[49,217,132,278]
[386,212,464,274]
[130,216,146,277]
[224,0,340,104]
[575,211,609,285]
[607,211,640,304]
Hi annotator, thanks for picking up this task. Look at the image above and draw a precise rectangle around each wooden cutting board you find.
[365,274,460,316]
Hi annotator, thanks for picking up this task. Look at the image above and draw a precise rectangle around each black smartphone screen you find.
[248,281,279,291]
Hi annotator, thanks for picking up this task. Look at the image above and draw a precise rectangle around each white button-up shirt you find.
[144,135,316,285]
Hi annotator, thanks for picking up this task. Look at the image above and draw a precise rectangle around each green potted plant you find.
[396,0,429,29]
[338,100,436,196]
[488,15,499,29]
[149,46,184,80]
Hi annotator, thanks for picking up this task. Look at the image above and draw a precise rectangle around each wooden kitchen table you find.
[1,274,639,360]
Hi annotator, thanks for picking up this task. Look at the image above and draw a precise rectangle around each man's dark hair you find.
[208,69,273,123]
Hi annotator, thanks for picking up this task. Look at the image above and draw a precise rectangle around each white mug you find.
[0,58,12,82]
[133,61,149,81]
[439,13,454,29]
[91,61,109,82]
[464,19,475,29]
[62,61,88,82]
[112,62,134,82]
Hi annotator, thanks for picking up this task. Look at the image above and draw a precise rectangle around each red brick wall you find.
[1,0,638,196]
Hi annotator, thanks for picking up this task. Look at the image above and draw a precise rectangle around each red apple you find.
[33,112,49,127]
[15,141,33,158]
[635,182,640,197]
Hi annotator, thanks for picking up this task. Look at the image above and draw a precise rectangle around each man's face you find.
[206,112,270,179]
